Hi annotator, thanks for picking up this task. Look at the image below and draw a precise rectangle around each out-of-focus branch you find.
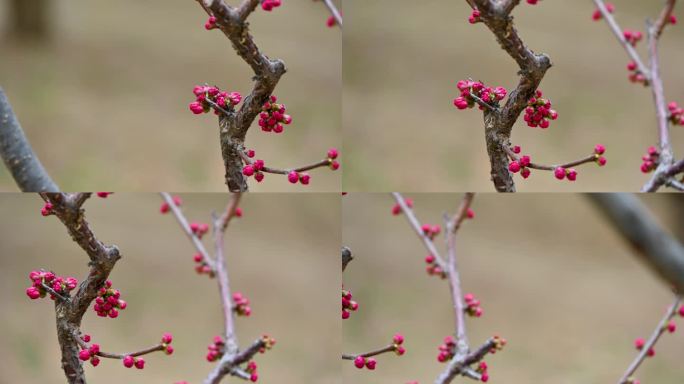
[0,88,59,192]
[588,194,684,293]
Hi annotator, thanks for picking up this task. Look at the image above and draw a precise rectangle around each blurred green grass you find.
[0,193,340,384]
[0,0,341,191]
[343,193,684,383]
[343,1,684,192]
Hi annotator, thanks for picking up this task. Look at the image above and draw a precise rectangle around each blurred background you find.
[343,1,684,192]
[0,193,340,383]
[343,193,684,383]
[0,0,341,191]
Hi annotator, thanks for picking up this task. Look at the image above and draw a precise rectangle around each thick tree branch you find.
[37,193,121,383]
[467,0,552,192]
[196,0,286,191]
[588,194,684,293]
[0,88,59,192]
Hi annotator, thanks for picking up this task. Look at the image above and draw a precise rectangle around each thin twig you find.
[322,0,342,28]
[160,192,216,271]
[503,145,598,171]
[238,150,333,175]
[593,0,651,82]
[213,206,239,354]
[391,192,447,271]
[445,194,475,349]
[341,345,396,360]
[618,296,682,384]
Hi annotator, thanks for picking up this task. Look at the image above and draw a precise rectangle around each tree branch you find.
[160,192,216,272]
[466,0,552,192]
[36,193,122,383]
[588,194,684,293]
[593,0,651,81]
[445,194,475,349]
[195,0,286,191]
[391,192,447,271]
[642,8,679,192]
[341,344,396,360]
[342,246,353,271]
[0,88,59,192]
[212,196,241,354]
[322,0,342,28]
[617,296,681,384]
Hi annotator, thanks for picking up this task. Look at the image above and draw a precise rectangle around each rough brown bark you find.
[39,193,121,383]
[468,0,552,192]
[198,0,286,192]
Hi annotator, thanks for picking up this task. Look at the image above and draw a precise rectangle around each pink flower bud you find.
[123,355,135,368]
[79,349,91,361]
[354,356,365,369]
[554,167,566,180]
[162,333,173,344]
[288,171,299,184]
[135,358,145,369]
[393,333,404,345]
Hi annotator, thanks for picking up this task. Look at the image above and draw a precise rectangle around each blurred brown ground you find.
[343,1,684,192]
[0,193,340,383]
[343,193,684,383]
[0,0,341,192]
